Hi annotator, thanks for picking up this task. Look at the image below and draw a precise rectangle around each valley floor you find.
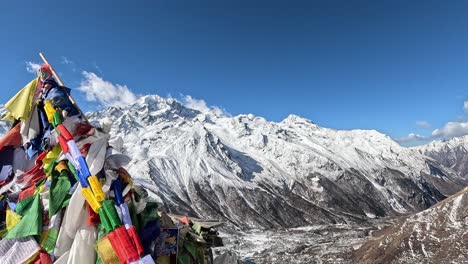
[214,219,394,264]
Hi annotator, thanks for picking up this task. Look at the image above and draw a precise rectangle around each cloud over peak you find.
[78,71,137,107]
[396,133,426,143]
[182,95,226,116]
[432,122,468,138]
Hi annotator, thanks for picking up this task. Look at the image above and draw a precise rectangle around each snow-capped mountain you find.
[87,95,467,229]
[354,187,468,263]
[415,136,468,179]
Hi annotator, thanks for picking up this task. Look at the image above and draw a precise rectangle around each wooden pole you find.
[39,52,65,86]
[38,52,89,122]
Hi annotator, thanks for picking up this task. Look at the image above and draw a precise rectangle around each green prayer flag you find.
[177,254,191,264]
[184,241,200,261]
[49,170,71,218]
[102,200,121,229]
[98,208,113,234]
[128,202,140,231]
[96,255,103,264]
[41,228,59,253]
[138,201,160,228]
[6,194,42,238]
[15,194,36,215]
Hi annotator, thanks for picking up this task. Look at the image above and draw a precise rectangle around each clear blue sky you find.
[1,0,468,145]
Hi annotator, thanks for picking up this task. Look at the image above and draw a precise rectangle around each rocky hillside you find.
[353,187,468,263]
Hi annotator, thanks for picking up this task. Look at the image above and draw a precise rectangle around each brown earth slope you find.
[353,187,468,264]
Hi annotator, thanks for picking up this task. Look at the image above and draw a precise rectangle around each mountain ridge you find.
[85,95,467,228]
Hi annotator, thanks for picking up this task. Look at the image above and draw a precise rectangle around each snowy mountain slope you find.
[0,105,10,135]
[87,95,467,228]
[415,135,468,179]
[353,187,468,264]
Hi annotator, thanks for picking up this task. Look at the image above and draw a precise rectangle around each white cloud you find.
[182,95,226,116]
[396,133,426,143]
[61,56,77,72]
[416,121,431,128]
[25,61,41,74]
[432,122,468,138]
[464,101,468,112]
[183,95,210,112]
[78,71,137,107]
[61,56,73,65]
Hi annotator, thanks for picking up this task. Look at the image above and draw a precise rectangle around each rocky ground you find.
[353,187,468,264]
[214,219,394,264]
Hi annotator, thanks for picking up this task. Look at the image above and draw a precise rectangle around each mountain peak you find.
[126,94,201,119]
[422,134,468,149]
[135,94,165,105]
[281,114,316,126]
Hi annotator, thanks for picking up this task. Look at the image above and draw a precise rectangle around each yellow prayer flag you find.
[43,144,63,173]
[3,78,39,121]
[6,208,22,230]
[96,236,120,264]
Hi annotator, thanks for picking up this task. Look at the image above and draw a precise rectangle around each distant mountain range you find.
[416,136,468,179]
[84,95,467,229]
